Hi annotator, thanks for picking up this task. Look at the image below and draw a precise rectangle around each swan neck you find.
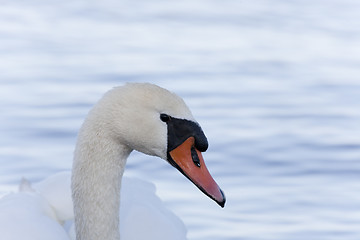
[72,126,131,240]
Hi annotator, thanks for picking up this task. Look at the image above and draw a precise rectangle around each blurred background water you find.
[1,0,360,239]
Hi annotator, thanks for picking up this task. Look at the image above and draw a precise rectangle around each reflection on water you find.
[1,0,360,239]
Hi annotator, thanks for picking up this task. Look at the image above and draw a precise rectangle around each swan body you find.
[0,83,225,240]
[0,188,70,240]
[0,172,72,240]
[0,172,187,240]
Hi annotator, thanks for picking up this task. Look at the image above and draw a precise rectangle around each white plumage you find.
[0,83,222,240]
[0,172,186,240]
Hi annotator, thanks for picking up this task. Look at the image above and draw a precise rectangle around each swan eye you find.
[160,113,171,122]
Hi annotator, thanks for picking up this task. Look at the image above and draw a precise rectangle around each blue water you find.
[1,1,360,239]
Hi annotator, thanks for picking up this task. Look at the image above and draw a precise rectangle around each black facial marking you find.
[165,116,208,153]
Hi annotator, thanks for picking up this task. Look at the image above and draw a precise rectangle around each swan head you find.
[89,83,225,207]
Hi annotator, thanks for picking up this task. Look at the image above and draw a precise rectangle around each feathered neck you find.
[71,116,132,240]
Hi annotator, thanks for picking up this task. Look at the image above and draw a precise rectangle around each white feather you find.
[0,83,194,240]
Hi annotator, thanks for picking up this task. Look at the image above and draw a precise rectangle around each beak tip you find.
[216,188,226,208]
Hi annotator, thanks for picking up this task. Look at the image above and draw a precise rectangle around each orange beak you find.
[169,137,226,207]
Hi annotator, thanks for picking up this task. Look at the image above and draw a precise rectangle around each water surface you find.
[1,1,360,239]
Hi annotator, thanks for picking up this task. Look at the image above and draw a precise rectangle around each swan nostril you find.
[191,147,201,168]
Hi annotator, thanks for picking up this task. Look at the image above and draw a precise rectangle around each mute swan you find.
[0,83,225,240]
